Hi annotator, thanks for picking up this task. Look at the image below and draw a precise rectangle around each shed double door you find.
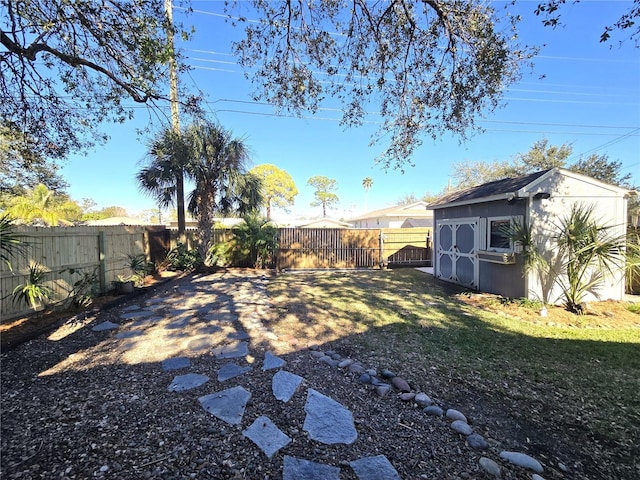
[435,218,479,289]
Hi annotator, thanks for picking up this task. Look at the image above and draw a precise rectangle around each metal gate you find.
[435,218,478,288]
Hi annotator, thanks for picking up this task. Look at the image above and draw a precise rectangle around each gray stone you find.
[349,363,366,374]
[380,369,396,379]
[375,385,391,397]
[310,351,325,359]
[423,406,444,417]
[499,451,544,474]
[391,377,411,392]
[303,388,357,445]
[262,351,286,371]
[161,357,191,371]
[120,309,155,320]
[532,475,546,480]
[283,456,341,480]
[446,409,467,423]
[228,329,250,340]
[217,363,251,382]
[451,420,473,435]
[165,317,191,329]
[199,386,251,425]
[330,352,342,360]
[467,433,489,449]
[92,321,119,332]
[358,373,372,384]
[205,312,237,323]
[122,304,141,311]
[168,373,209,392]
[349,455,400,480]
[338,359,353,368]
[242,415,292,459]
[399,392,415,401]
[479,457,501,477]
[212,341,249,359]
[370,377,387,387]
[319,356,340,367]
[366,369,377,377]
[272,370,303,402]
[414,393,432,407]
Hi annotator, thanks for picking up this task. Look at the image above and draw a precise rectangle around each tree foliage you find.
[137,127,190,234]
[3,183,82,225]
[451,139,636,191]
[250,164,298,220]
[307,175,339,217]
[535,0,640,46]
[1,0,198,158]
[229,0,532,169]
[186,121,263,262]
[0,122,68,195]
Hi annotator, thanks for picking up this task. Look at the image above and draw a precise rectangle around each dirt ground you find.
[455,292,640,329]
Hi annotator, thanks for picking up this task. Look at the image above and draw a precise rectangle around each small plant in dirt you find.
[162,243,202,271]
[60,267,100,310]
[12,262,53,310]
[506,203,637,314]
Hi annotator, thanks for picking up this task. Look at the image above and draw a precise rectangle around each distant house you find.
[86,217,150,226]
[297,218,353,228]
[428,168,634,303]
[349,201,433,228]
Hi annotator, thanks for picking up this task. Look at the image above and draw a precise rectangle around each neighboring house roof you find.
[428,168,633,210]
[349,201,432,221]
[297,218,353,228]
[86,217,150,226]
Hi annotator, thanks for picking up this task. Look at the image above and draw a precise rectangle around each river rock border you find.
[307,345,549,479]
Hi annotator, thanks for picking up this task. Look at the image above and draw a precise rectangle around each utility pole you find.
[164,0,186,239]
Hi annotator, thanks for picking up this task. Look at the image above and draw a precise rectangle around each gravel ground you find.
[2,270,543,480]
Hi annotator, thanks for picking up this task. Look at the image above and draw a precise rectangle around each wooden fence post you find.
[98,231,107,294]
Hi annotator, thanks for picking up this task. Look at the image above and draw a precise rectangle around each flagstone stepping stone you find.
[122,304,141,311]
[499,451,544,474]
[283,456,341,480]
[217,363,251,382]
[115,330,145,339]
[120,309,155,320]
[168,373,209,392]
[199,386,251,425]
[166,317,191,329]
[205,312,237,323]
[272,371,303,402]
[213,341,249,359]
[242,415,292,459]
[162,357,191,371]
[195,324,223,335]
[129,317,162,328]
[92,321,119,332]
[262,351,285,371]
[349,455,401,480]
[303,389,357,445]
[228,330,250,340]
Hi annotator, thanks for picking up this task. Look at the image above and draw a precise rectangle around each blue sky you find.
[61,1,640,221]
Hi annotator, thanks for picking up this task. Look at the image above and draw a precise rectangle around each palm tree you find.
[4,183,77,226]
[185,122,263,263]
[137,127,189,236]
[509,203,635,313]
[362,177,373,209]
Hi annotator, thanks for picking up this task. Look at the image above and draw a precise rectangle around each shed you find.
[428,168,634,303]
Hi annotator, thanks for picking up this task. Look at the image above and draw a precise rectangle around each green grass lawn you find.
[268,268,640,479]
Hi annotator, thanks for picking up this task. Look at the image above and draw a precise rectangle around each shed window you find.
[488,217,512,251]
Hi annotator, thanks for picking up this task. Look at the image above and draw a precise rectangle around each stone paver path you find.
[90,271,548,480]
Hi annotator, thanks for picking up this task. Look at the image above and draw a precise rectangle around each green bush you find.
[163,243,202,271]
[12,262,53,310]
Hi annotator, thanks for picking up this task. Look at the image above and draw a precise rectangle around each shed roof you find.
[349,201,431,221]
[428,168,633,210]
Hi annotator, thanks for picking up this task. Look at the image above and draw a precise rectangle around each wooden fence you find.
[1,225,149,320]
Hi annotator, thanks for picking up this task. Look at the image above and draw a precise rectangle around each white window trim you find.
[485,216,516,253]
